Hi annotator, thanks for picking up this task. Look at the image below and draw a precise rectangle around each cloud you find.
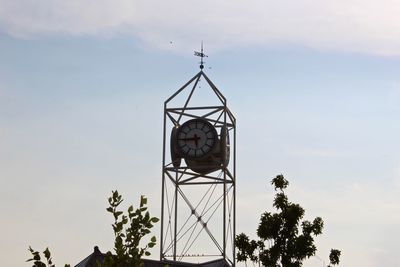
[1,0,400,55]
[0,0,136,35]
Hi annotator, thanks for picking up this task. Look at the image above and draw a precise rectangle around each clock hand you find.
[179,134,201,147]
[179,137,198,141]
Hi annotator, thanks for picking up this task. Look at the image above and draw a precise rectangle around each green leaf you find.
[151,217,159,223]
[140,196,147,207]
[114,211,123,218]
[43,247,51,259]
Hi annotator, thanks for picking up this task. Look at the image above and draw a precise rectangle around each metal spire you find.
[194,41,208,70]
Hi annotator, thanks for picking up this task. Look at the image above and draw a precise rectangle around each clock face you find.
[176,119,218,159]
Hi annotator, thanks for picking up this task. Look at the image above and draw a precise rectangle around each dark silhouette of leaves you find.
[26,247,70,267]
[236,174,341,267]
[271,174,289,191]
[103,191,158,267]
[27,191,158,267]
[329,249,341,266]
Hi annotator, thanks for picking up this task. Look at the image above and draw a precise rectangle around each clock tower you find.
[160,46,236,266]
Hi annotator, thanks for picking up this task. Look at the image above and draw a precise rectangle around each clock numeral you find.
[188,149,196,156]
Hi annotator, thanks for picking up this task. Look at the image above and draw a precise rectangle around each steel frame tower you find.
[160,67,236,266]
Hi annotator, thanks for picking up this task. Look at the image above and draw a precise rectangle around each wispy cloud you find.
[1,0,400,55]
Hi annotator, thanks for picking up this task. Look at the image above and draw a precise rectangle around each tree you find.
[235,175,341,267]
[103,190,159,267]
[27,191,159,267]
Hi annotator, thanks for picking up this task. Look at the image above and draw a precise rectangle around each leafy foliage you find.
[235,174,341,267]
[26,247,70,267]
[27,191,159,267]
[328,249,341,266]
[103,190,159,267]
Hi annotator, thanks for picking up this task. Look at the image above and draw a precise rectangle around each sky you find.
[0,1,400,266]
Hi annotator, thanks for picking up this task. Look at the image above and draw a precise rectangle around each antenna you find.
[194,41,208,70]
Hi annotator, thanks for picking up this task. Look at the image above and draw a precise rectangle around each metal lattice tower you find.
[160,51,236,266]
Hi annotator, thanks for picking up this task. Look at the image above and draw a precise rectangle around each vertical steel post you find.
[223,105,227,260]
[160,103,167,260]
[174,172,178,261]
[233,118,237,267]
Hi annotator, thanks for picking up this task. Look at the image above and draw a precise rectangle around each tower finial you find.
[194,41,208,70]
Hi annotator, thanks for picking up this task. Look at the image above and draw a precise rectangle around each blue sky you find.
[1,1,400,266]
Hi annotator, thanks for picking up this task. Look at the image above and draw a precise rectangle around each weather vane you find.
[194,41,208,70]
